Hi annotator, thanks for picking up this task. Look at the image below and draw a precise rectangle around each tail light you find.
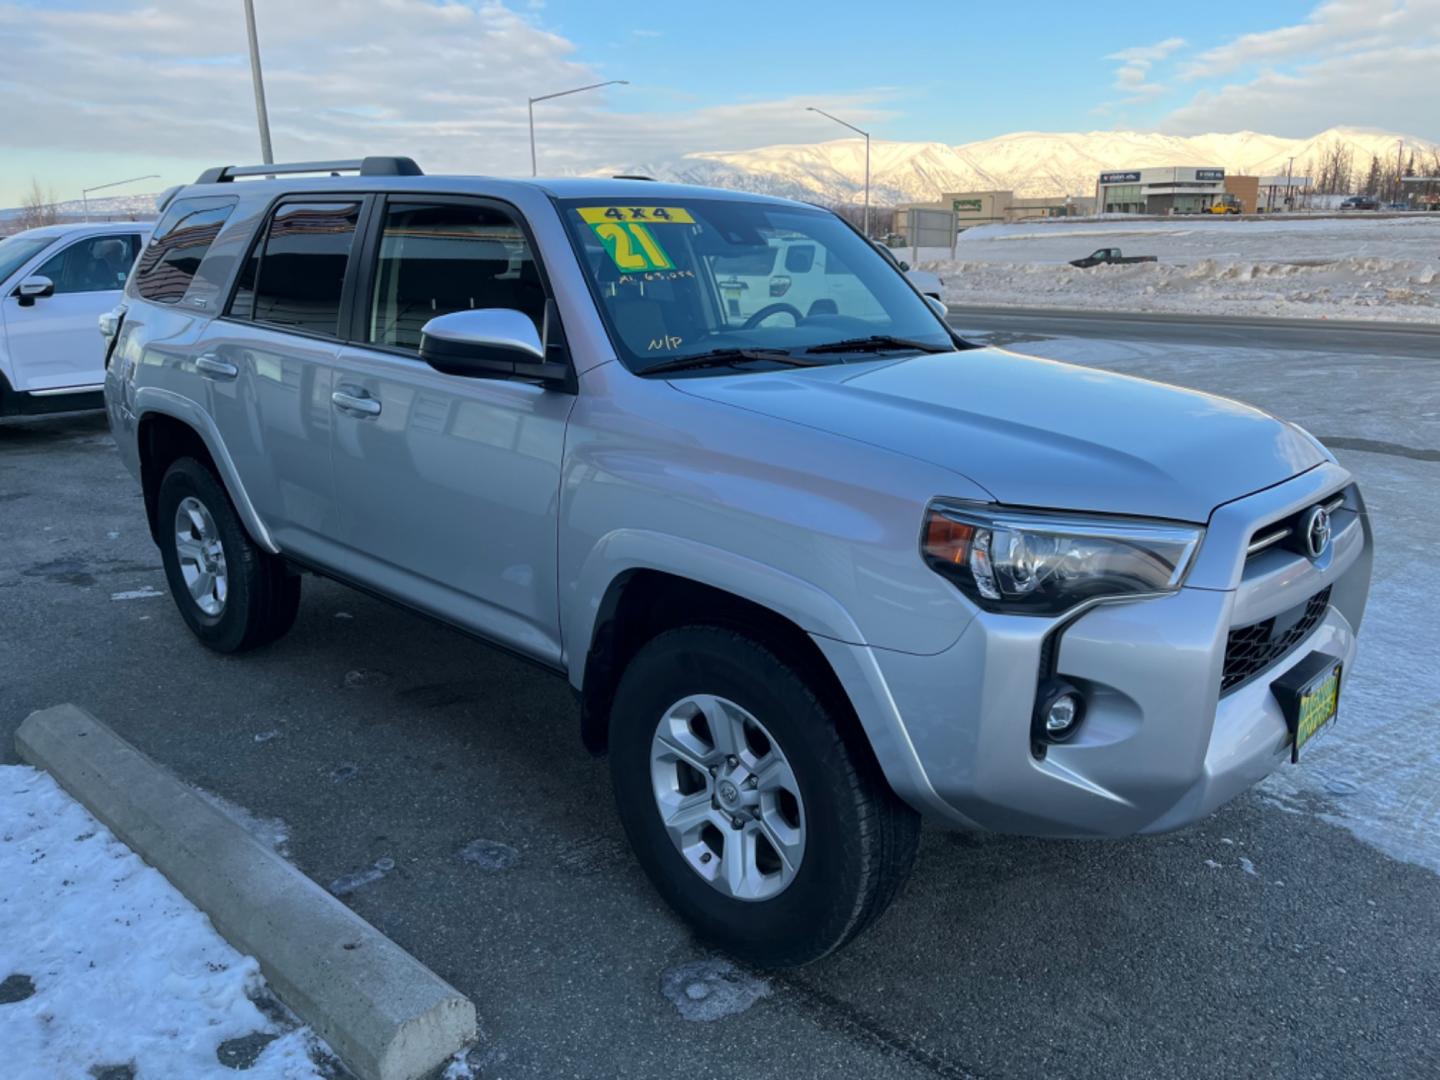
[769,276,791,297]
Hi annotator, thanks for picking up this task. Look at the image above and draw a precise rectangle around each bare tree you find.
[1308,139,1356,195]
[17,179,60,230]
[1362,155,1382,196]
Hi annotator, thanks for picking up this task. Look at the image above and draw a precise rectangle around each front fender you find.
[564,528,868,688]
[133,386,279,554]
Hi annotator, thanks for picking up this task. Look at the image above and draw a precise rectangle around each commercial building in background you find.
[1400,175,1440,208]
[1095,167,1230,214]
[1258,175,1312,211]
[892,190,1094,236]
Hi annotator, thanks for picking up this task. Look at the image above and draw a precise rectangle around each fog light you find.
[1033,680,1085,746]
[1044,694,1079,735]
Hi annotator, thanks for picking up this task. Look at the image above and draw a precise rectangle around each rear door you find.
[205,198,366,563]
[3,231,142,391]
[329,195,573,665]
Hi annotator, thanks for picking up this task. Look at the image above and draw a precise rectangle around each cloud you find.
[1179,0,1409,79]
[0,0,892,194]
[1161,0,1440,135]
[1100,36,1186,109]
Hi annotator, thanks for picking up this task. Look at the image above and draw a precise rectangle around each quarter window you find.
[366,201,546,352]
[35,234,142,295]
[134,198,236,303]
[233,201,362,337]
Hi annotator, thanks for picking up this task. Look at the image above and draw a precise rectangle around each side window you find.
[134,199,236,303]
[367,201,545,352]
[35,234,142,295]
[784,244,816,274]
[234,201,362,337]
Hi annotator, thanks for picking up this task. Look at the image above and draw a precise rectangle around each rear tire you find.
[156,457,299,653]
[610,625,920,966]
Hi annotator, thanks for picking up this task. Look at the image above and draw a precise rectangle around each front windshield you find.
[556,197,953,373]
[0,234,55,286]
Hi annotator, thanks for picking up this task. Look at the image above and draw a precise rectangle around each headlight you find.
[921,502,1202,615]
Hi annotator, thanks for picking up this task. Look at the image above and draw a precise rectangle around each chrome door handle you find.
[331,389,381,417]
[195,354,238,379]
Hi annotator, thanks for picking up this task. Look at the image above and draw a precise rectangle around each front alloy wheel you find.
[611,625,921,966]
[651,694,805,902]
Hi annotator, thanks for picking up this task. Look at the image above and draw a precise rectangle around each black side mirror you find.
[419,308,572,390]
[15,275,55,307]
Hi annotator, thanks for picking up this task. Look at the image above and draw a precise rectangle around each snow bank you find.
[0,766,332,1080]
[918,215,1440,322]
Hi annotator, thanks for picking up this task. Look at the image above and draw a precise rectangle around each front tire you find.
[156,457,300,653]
[610,626,920,966]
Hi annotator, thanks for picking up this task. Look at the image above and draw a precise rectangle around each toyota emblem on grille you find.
[1302,505,1332,559]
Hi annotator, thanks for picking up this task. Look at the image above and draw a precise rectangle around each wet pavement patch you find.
[89,1065,136,1080]
[23,559,97,588]
[0,972,36,1003]
[659,959,772,1022]
[216,1032,279,1070]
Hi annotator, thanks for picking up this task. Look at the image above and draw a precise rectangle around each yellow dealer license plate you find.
[1292,661,1342,762]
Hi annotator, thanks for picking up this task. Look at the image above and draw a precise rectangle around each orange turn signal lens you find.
[923,515,975,566]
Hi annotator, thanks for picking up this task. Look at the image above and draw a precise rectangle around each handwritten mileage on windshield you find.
[577,207,695,273]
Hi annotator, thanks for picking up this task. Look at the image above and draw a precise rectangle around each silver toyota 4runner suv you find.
[105,158,1372,965]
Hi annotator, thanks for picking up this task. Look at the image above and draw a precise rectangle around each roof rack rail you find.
[612,174,656,181]
[195,156,423,184]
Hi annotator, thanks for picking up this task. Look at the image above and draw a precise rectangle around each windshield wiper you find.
[639,348,828,376]
[802,335,953,356]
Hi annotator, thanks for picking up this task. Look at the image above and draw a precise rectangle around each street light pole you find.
[807,107,870,236]
[243,0,274,165]
[82,174,161,222]
[527,80,629,176]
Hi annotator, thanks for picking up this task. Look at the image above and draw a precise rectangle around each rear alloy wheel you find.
[611,626,920,966]
[157,457,300,653]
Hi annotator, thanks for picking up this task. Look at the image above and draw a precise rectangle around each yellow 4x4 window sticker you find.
[576,206,696,273]
[576,206,696,225]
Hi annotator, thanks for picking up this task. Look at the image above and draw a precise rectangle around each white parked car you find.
[706,235,945,328]
[0,222,150,417]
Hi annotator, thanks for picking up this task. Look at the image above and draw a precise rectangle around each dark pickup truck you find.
[1069,247,1158,268]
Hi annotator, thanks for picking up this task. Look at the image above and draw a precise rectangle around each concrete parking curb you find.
[16,704,476,1080]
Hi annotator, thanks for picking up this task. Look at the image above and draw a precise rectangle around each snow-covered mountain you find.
[0,192,162,227]
[598,127,1438,205]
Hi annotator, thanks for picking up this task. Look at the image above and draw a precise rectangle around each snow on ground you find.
[914,215,1440,322]
[999,335,1440,875]
[0,766,335,1080]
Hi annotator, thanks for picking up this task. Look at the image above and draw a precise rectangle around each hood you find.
[670,347,1325,523]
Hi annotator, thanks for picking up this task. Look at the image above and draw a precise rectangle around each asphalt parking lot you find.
[3,328,1438,1080]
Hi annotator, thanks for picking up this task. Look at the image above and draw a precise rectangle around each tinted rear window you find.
[133,197,236,303]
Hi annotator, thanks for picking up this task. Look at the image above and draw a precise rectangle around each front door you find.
[4,232,142,391]
[330,197,573,666]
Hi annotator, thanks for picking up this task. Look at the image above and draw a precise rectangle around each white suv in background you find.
[0,222,150,417]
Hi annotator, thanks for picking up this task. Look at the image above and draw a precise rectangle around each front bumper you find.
[818,462,1373,837]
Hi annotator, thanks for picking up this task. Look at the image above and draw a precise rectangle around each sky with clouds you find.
[1,0,1436,206]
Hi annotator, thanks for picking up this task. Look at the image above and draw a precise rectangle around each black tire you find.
[610,626,920,966]
[156,457,300,653]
